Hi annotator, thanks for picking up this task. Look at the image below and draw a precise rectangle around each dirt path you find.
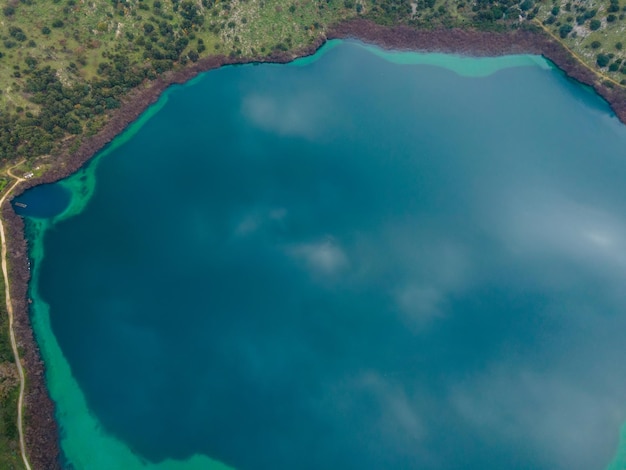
[533,19,626,89]
[0,161,32,470]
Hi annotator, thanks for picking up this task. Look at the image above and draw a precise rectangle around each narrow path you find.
[0,161,32,470]
[533,19,626,89]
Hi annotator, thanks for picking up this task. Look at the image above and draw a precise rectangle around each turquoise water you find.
[16,40,626,469]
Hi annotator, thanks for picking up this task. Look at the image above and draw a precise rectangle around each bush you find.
[24,56,37,69]
[597,53,610,67]
[520,0,533,11]
[617,42,623,50]
[9,26,27,42]
[42,26,51,35]
[52,19,64,28]
[584,9,597,19]
[589,19,601,30]
[559,24,573,38]
[591,40,602,49]
[609,62,620,72]
[105,97,120,109]
[607,14,617,22]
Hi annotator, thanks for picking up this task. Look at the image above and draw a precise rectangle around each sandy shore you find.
[4,19,625,469]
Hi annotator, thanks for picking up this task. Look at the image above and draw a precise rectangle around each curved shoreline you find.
[4,20,626,469]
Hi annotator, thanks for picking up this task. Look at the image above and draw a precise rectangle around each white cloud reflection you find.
[494,190,626,291]
[356,371,427,445]
[286,238,348,275]
[392,284,445,329]
[241,92,331,139]
[451,365,626,470]
[233,206,288,238]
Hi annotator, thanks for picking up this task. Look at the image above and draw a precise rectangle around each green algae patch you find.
[360,41,551,76]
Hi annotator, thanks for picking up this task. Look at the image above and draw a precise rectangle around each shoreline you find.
[4,19,626,469]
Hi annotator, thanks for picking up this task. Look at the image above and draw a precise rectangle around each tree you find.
[520,0,533,11]
[589,19,601,30]
[597,53,610,67]
[559,24,573,38]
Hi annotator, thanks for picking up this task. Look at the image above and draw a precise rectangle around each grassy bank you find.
[0,0,624,162]
[0,271,22,470]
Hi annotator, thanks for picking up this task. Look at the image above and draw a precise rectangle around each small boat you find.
[14,202,27,208]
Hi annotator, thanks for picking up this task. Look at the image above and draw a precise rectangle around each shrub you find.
[589,19,601,30]
[520,0,533,11]
[597,53,610,67]
[584,9,597,19]
[559,24,573,38]
[591,40,602,49]
[9,26,27,42]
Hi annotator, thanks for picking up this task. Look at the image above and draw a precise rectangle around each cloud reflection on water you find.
[37,42,626,470]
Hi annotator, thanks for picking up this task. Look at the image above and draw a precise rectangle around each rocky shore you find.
[328,20,626,122]
[4,19,625,469]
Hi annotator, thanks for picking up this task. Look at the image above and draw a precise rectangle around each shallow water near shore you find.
[16,40,626,469]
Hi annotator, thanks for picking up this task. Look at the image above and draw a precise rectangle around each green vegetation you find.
[0,384,21,470]
[0,0,625,466]
[0,0,624,164]
[537,0,626,85]
[0,271,21,470]
[0,0,361,162]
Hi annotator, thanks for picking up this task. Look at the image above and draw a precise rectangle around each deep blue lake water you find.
[16,40,626,469]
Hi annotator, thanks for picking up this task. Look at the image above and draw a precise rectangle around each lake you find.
[15,40,626,470]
